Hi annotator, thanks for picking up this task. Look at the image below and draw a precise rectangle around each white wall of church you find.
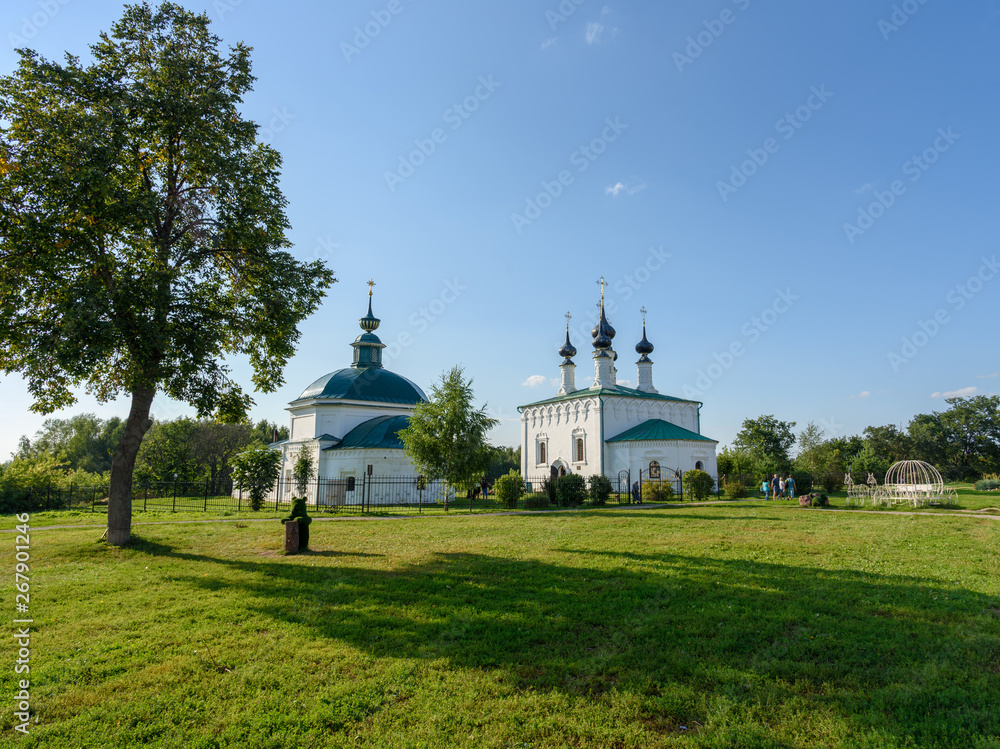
[602,397,700,440]
[519,394,717,482]
[606,441,718,485]
[520,396,601,478]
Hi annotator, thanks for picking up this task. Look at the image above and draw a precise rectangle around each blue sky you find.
[2,0,998,460]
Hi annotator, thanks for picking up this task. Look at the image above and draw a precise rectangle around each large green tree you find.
[398,366,499,509]
[0,3,334,544]
[732,414,797,474]
[908,396,1000,480]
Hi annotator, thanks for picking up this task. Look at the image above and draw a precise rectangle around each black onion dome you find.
[635,324,654,356]
[359,297,380,333]
[591,305,615,350]
[558,330,577,360]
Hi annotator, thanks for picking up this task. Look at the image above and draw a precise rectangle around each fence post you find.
[237,484,242,512]
[204,478,209,511]
[143,481,148,512]
[92,486,97,512]
[275,475,280,512]
[172,475,178,512]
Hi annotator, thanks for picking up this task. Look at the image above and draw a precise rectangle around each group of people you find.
[761,473,796,500]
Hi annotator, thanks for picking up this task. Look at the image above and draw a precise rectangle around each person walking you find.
[771,473,781,500]
[761,478,770,500]
[785,474,797,500]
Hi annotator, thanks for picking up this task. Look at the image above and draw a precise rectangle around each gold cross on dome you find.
[565,311,572,330]
[596,276,606,300]
[640,306,647,324]
[367,278,376,296]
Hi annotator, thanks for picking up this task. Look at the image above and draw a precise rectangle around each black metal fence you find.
[5,465,765,517]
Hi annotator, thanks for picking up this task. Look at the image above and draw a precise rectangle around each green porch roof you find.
[606,418,716,444]
[518,384,698,411]
[323,414,410,451]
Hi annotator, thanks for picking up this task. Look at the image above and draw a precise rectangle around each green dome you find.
[295,367,427,405]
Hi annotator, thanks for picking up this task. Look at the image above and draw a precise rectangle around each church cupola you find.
[591,277,615,388]
[557,312,578,394]
[635,306,658,393]
[350,280,387,369]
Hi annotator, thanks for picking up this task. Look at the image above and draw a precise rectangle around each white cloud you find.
[522,375,548,387]
[849,390,871,399]
[853,183,874,195]
[931,386,978,398]
[605,181,645,197]
[541,37,557,49]
[617,379,634,388]
[978,372,999,379]
[585,22,603,44]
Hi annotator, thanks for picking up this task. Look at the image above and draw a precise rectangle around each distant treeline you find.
[719,395,1000,484]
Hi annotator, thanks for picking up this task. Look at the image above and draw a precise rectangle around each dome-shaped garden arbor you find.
[877,460,954,507]
[846,460,955,508]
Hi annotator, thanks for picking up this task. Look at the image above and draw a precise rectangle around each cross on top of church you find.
[596,276,606,301]
[367,279,376,296]
[565,311,572,330]
[640,306,647,324]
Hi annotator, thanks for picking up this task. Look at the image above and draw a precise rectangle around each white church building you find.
[271,284,428,503]
[519,285,718,487]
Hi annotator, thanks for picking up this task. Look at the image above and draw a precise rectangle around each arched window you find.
[539,442,547,464]
[695,461,704,470]
[575,438,585,462]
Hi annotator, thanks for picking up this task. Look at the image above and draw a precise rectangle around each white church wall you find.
[607,440,718,484]
[519,395,601,478]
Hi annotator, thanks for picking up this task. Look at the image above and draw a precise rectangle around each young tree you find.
[733,414,797,473]
[0,4,334,544]
[291,448,315,498]
[398,367,499,510]
[230,442,280,511]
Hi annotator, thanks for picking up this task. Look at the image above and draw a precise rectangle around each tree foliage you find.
[292,447,315,497]
[230,441,280,511]
[398,366,499,507]
[13,414,124,474]
[732,414,796,475]
[0,3,334,544]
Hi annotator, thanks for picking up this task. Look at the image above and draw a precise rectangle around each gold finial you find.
[565,311,572,330]
[367,278,375,297]
[640,306,647,325]
[596,276,606,302]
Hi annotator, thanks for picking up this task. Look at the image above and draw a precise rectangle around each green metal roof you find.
[295,367,427,405]
[606,418,716,443]
[323,414,410,450]
[519,384,698,411]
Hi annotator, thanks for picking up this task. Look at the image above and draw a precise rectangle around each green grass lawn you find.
[2,504,999,748]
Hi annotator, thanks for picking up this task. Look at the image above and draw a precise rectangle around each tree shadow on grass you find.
[132,538,1000,748]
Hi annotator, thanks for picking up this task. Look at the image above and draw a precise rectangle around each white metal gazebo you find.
[874,460,954,508]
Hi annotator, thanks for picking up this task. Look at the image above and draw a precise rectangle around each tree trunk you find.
[107,387,156,546]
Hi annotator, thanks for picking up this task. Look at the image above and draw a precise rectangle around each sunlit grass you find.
[2,504,998,747]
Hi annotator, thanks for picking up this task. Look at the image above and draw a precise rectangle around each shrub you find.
[642,480,674,503]
[588,474,613,505]
[523,492,550,509]
[791,472,812,495]
[494,469,523,509]
[683,469,715,500]
[820,473,843,493]
[810,492,829,508]
[974,478,1000,491]
[540,477,557,504]
[723,481,747,500]
[556,473,587,506]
